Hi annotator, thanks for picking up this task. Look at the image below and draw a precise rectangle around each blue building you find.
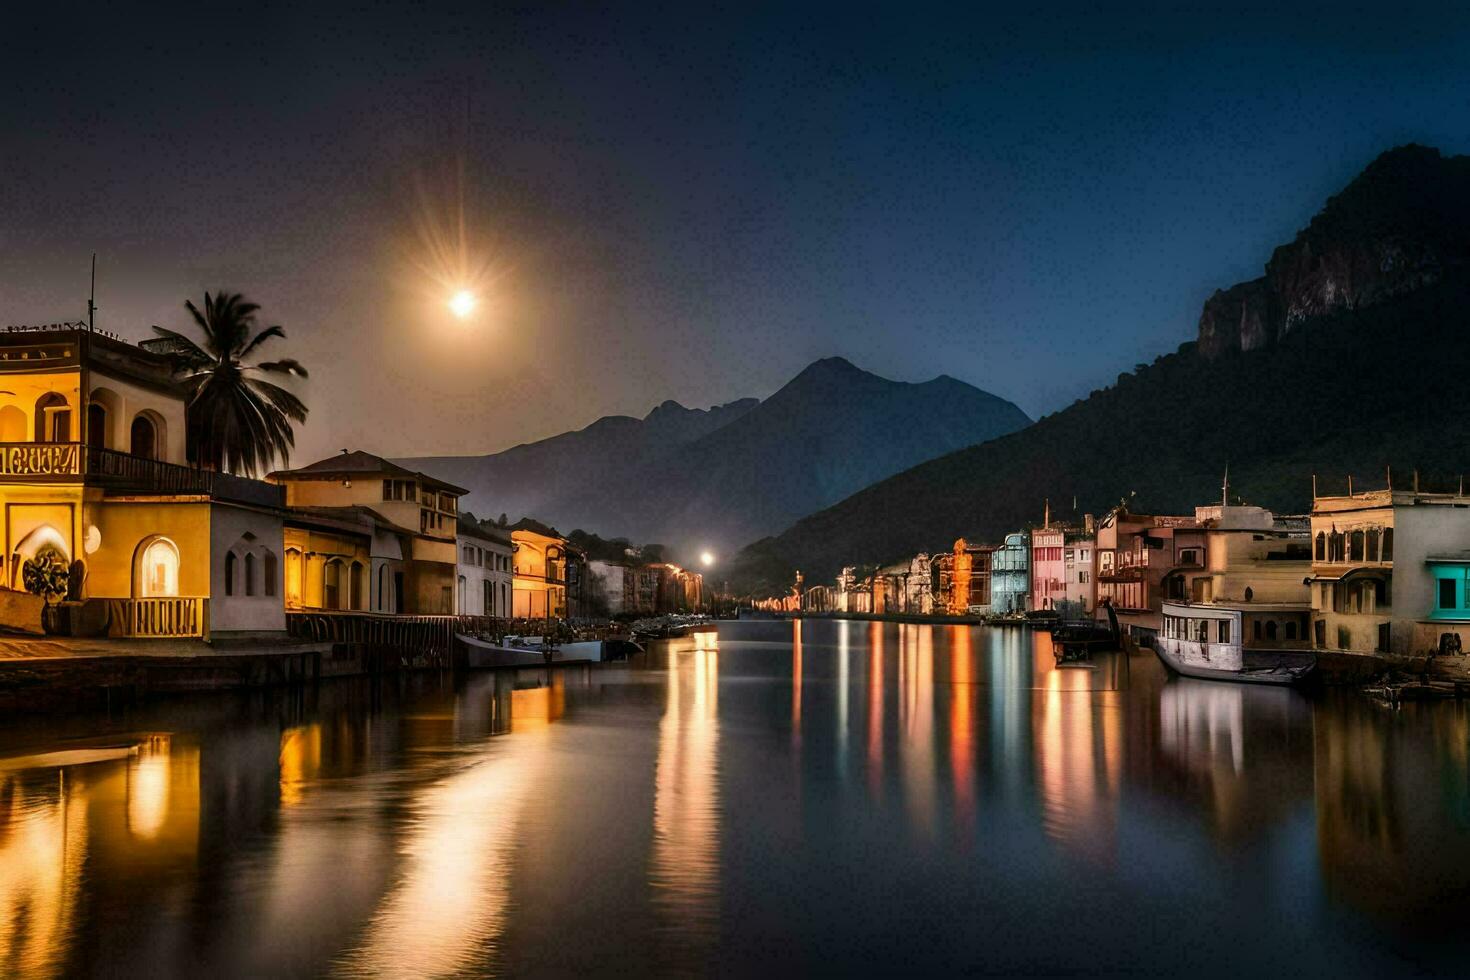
[991,531,1030,614]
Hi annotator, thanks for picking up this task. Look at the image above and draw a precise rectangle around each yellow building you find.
[268,451,465,614]
[511,524,569,619]
[0,324,288,639]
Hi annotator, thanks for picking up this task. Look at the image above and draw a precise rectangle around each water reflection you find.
[650,631,721,968]
[0,624,1468,975]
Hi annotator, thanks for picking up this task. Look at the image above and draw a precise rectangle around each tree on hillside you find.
[152,291,308,475]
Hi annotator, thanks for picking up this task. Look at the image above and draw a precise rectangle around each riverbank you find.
[0,633,595,714]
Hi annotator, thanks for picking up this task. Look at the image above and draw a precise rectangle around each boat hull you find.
[1152,642,1312,686]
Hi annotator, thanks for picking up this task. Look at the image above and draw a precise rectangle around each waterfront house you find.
[872,561,909,614]
[458,517,512,617]
[1062,519,1096,616]
[933,539,992,615]
[1094,506,1207,642]
[0,323,287,639]
[904,553,933,614]
[1157,504,1313,664]
[1030,524,1066,612]
[835,566,873,614]
[1307,482,1470,657]
[991,532,1030,615]
[510,521,571,619]
[269,451,465,614]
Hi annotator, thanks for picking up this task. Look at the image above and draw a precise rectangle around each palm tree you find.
[152,291,308,475]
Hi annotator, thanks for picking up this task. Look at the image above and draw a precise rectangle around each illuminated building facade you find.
[0,325,287,639]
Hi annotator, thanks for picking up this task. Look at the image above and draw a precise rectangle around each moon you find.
[700,551,715,567]
[448,289,477,319]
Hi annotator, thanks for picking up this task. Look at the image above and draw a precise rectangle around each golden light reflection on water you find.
[900,625,937,836]
[0,772,86,978]
[651,633,721,958]
[339,679,560,978]
[279,724,323,807]
[1033,655,1121,860]
[867,622,885,799]
[949,626,976,830]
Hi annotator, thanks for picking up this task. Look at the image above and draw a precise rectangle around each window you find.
[1366,528,1379,562]
[1285,621,1297,641]
[324,561,342,609]
[350,562,364,610]
[1338,626,1350,650]
[1218,619,1231,644]
[1266,620,1278,641]
[378,565,388,611]
[1253,620,1262,641]
[1349,530,1364,562]
[383,479,416,501]
[225,552,237,596]
[458,575,467,611]
[1440,578,1457,610]
[1315,532,1325,561]
[244,553,256,596]
[484,580,494,615]
[263,552,277,597]
[1328,532,1344,562]
[463,545,474,563]
[1382,528,1393,561]
[87,403,107,447]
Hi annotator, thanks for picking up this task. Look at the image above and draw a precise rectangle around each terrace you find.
[0,442,283,508]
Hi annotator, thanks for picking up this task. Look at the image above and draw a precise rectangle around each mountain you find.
[402,397,759,527]
[729,145,1470,593]
[398,357,1031,555]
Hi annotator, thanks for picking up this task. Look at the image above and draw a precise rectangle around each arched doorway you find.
[11,524,70,591]
[87,404,107,448]
[134,537,180,597]
[130,414,158,459]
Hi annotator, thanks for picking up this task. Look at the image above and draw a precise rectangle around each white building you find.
[457,518,513,617]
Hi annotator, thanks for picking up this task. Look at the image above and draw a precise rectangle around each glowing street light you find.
[448,289,477,319]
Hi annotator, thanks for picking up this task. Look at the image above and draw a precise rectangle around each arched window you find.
[1314,532,1325,561]
[1349,530,1365,562]
[1266,620,1278,640]
[130,414,157,459]
[1382,528,1394,561]
[349,562,364,610]
[244,553,257,596]
[1366,527,1379,562]
[1244,586,1254,602]
[137,537,180,597]
[225,551,237,596]
[1329,532,1345,562]
[34,393,70,442]
[1253,620,1262,640]
[263,551,277,597]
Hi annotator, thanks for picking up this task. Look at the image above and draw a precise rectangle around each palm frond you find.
[254,358,309,378]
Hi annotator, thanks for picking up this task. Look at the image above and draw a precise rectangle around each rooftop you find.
[269,450,469,495]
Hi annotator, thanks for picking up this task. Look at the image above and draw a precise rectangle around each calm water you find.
[2,619,1469,978]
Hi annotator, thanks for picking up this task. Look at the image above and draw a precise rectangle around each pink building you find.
[1031,526,1066,611]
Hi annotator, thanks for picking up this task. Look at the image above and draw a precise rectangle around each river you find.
[1,619,1468,977]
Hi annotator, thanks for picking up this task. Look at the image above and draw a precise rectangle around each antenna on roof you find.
[1386,466,1392,491]
[1222,463,1229,507]
[87,253,96,332]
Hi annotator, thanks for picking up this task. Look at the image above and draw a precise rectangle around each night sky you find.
[4,3,1469,463]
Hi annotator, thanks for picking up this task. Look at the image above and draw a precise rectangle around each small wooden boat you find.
[458,634,606,668]
[1156,601,1315,686]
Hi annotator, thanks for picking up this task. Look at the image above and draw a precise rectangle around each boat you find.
[1154,601,1316,685]
[1050,602,1120,662]
[458,633,608,669]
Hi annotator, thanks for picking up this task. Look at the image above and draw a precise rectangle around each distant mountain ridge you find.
[398,357,1031,556]
[729,145,1470,593]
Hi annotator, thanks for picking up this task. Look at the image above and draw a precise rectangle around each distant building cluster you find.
[758,484,1470,660]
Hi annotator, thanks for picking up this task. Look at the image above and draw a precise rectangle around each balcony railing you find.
[122,596,206,637]
[0,442,283,507]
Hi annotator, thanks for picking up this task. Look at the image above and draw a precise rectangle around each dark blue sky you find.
[3,2,1469,460]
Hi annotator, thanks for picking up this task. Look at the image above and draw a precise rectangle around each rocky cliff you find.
[1198,145,1470,356]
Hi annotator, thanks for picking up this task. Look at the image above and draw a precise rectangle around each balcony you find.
[0,443,283,507]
